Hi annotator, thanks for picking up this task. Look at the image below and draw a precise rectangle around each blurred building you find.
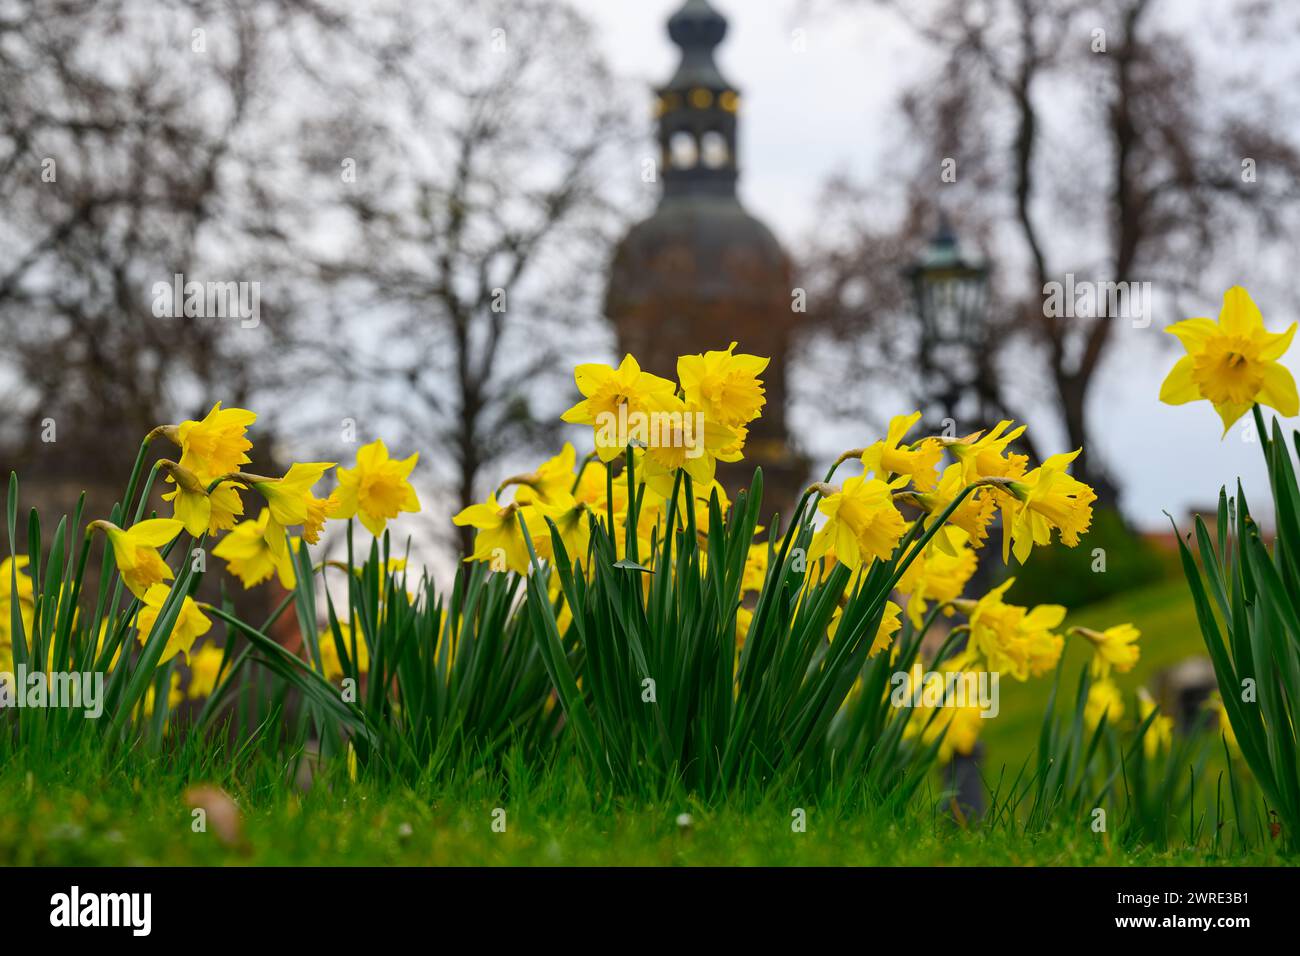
[605,0,808,518]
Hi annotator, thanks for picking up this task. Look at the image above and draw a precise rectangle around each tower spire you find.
[607,1,806,519]
[656,0,739,197]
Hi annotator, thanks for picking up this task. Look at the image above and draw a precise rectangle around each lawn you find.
[2,577,1286,868]
[0,745,1285,867]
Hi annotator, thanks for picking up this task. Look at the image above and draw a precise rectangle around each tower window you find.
[701,131,729,169]
[669,131,698,169]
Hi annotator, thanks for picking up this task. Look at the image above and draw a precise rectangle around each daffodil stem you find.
[1252,404,1271,461]
[931,622,971,668]
[571,452,598,495]
[131,461,165,525]
[118,435,156,526]
[829,449,865,475]
[823,456,853,484]
[660,466,686,570]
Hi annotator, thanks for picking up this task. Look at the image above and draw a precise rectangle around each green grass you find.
[1,748,1285,867]
[6,576,1286,868]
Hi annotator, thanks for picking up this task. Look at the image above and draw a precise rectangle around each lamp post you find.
[906,215,992,820]
[905,215,991,432]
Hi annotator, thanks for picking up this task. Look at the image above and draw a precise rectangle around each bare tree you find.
[0,0,633,568]
[0,0,316,491]
[282,0,635,555]
[804,0,1300,505]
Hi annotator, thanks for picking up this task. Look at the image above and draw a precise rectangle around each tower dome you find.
[605,0,806,510]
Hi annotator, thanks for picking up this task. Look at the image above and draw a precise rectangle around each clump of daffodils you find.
[79,404,422,700]
[453,342,1116,764]
[456,343,768,575]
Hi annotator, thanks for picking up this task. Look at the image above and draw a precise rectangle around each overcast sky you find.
[569,0,1300,531]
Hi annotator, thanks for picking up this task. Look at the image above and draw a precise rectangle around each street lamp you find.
[905,215,992,820]
[905,215,991,428]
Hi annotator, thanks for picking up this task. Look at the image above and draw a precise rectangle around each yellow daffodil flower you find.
[135,583,212,665]
[159,461,244,537]
[899,661,987,762]
[574,459,627,512]
[996,449,1096,564]
[1159,285,1298,433]
[524,499,593,565]
[169,402,257,479]
[330,439,421,537]
[1,555,34,605]
[1085,677,1125,728]
[808,475,908,571]
[91,518,184,599]
[906,462,997,555]
[633,452,729,539]
[956,579,1065,681]
[1072,622,1141,677]
[936,702,985,762]
[560,354,681,463]
[188,643,227,699]
[508,443,579,507]
[895,531,978,628]
[244,461,335,552]
[741,541,769,594]
[94,618,123,670]
[643,401,739,489]
[318,622,368,682]
[211,510,297,589]
[139,671,184,720]
[945,420,1029,483]
[1137,687,1174,759]
[452,494,531,574]
[676,342,768,429]
[1,557,36,659]
[860,411,943,491]
[870,599,902,657]
[826,598,901,659]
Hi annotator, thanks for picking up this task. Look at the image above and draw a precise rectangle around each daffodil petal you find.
[1163,317,1218,351]
[1258,361,1300,417]
[1158,355,1200,405]
[1219,285,1263,336]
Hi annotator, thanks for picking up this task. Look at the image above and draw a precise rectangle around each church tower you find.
[606,0,807,515]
